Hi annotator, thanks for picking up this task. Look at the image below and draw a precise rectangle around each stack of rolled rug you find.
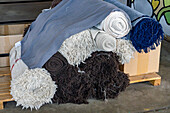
[90,27,135,64]
[9,0,164,110]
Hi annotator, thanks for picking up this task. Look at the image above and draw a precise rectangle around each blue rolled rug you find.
[104,0,164,53]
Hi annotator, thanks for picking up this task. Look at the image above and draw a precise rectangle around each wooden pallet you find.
[129,72,161,86]
[0,67,14,110]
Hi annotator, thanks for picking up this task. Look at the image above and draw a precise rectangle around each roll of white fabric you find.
[95,32,116,52]
[95,11,131,38]
[90,28,116,52]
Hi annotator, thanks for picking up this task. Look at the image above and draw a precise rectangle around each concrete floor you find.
[0,40,170,113]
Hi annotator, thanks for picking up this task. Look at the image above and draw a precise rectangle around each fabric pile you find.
[9,0,164,110]
[43,51,129,104]
[43,52,93,104]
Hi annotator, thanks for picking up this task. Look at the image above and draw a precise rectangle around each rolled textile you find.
[21,0,127,68]
[104,0,164,53]
[52,66,93,104]
[59,30,97,66]
[10,68,57,110]
[90,28,116,52]
[43,52,93,104]
[116,39,136,64]
[79,51,130,100]
[95,11,131,38]
[10,42,57,109]
[9,41,28,80]
[43,52,69,80]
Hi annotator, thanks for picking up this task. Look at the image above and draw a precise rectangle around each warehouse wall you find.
[0,0,52,24]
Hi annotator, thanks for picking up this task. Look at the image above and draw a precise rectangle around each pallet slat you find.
[0,24,29,36]
[0,75,11,85]
[129,72,161,85]
[0,67,10,76]
[0,57,9,67]
[0,69,13,110]
[0,34,23,54]
[0,94,13,102]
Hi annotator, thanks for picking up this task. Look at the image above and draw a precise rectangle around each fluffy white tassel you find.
[116,39,136,64]
[59,30,97,66]
[10,68,57,110]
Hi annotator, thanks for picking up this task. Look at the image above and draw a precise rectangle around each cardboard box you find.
[0,24,29,36]
[123,45,161,76]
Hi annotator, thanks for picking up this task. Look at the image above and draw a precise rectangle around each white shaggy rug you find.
[59,30,97,66]
[116,39,136,64]
[10,68,57,110]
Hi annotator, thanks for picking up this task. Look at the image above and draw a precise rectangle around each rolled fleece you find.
[43,52,93,104]
[79,51,130,100]
[95,11,131,38]
[43,52,69,80]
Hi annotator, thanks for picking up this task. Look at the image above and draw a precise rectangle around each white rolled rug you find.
[90,28,116,52]
[59,30,97,66]
[115,39,136,64]
[9,41,28,80]
[10,68,57,110]
[95,11,131,38]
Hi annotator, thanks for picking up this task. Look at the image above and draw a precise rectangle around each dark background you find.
[0,0,52,24]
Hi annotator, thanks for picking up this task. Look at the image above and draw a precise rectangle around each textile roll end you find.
[130,18,164,53]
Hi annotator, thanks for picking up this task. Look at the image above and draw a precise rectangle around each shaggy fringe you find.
[10,68,57,110]
[43,52,93,104]
[44,51,130,103]
[130,18,164,53]
[52,65,93,104]
[79,51,130,100]
[116,39,136,64]
[59,30,97,66]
